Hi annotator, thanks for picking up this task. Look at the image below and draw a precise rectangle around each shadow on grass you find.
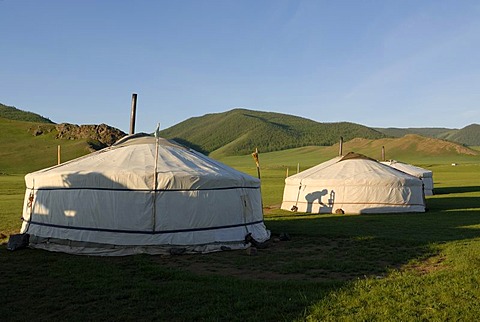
[434,186,480,195]
[428,196,480,212]
[269,208,480,244]
[0,245,336,321]
[3,196,480,321]
[3,206,480,322]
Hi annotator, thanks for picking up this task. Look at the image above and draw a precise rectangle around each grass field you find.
[1,148,480,321]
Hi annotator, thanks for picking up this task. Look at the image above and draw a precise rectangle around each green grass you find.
[0,175,24,241]
[1,146,480,320]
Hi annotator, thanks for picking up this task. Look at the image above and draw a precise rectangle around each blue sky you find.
[1,0,479,133]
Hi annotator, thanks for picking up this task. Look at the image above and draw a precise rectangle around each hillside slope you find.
[437,124,480,146]
[0,103,53,123]
[1,116,477,175]
[0,118,90,174]
[336,134,479,161]
[0,118,126,174]
[376,124,480,146]
[159,108,386,156]
[375,127,451,138]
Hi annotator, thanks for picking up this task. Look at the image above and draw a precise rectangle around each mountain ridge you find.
[0,110,478,175]
[375,124,480,146]
[159,108,387,156]
[1,102,479,164]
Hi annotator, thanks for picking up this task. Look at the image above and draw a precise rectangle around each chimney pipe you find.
[129,93,137,135]
[339,137,343,156]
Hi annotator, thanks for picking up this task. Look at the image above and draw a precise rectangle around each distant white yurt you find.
[20,133,270,255]
[281,152,426,214]
[381,160,434,195]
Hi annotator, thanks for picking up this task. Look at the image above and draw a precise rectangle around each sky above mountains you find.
[1,0,479,133]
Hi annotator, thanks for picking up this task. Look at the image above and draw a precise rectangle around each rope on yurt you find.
[23,179,35,233]
[242,192,250,236]
[152,123,160,232]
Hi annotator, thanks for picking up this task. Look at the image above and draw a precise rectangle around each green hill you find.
[0,118,126,174]
[2,103,478,175]
[159,108,386,157]
[0,103,53,123]
[0,105,125,174]
[376,124,480,146]
[437,124,480,146]
[0,118,91,174]
[1,116,478,176]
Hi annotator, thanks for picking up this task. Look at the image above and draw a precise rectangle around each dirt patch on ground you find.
[152,239,311,281]
[149,235,434,283]
[402,254,447,275]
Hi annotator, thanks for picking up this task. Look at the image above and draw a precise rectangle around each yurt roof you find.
[381,160,433,178]
[25,133,259,190]
[286,152,422,186]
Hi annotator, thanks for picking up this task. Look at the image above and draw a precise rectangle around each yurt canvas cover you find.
[381,160,434,195]
[20,133,270,255]
[281,153,426,214]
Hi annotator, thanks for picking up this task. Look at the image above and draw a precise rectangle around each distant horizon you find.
[1,101,476,132]
[4,97,477,132]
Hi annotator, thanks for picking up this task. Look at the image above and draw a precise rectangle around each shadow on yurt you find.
[281,152,426,214]
[18,133,270,256]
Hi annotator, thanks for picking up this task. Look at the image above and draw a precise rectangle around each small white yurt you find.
[20,133,270,255]
[381,160,434,195]
[281,152,426,214]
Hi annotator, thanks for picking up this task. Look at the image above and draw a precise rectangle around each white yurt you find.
[20,133,270,255]
[281,152,426,214]
[381,160,434,195]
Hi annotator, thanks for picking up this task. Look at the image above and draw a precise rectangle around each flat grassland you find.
[1,148,480,321]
